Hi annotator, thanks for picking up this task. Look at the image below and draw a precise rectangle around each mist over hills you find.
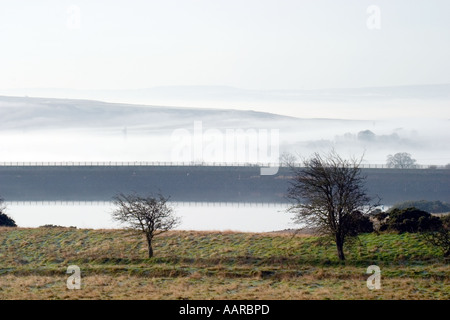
[0,95,297,131]
[0,88,449,165]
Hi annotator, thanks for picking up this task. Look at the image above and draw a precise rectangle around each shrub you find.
[421,215,450,257]
[370,210,389,232]
[39,224,77,229]
[440,214,450,230]
[0,212,17,227]
[387,207,442,233]
[345,211,374,236]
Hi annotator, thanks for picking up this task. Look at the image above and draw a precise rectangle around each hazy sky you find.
[1,0,450,91]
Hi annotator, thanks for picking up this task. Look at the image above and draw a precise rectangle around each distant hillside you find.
[0,95,298,131]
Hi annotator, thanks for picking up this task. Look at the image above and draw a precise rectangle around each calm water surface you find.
[6,202,294,233]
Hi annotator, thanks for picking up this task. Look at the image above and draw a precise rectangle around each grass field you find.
[0,227,448,299]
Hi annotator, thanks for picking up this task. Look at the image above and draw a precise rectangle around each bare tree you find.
[279,152,298,167]
[386,152,417,169]
[286,151,374,260]
[112,193,180,258]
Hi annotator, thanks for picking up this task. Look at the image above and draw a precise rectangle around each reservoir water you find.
[5,202,294,233]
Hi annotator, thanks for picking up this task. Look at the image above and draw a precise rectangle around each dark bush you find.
[369,209,389,232]
[345,211,374,236]
[440,214,450,230]
[421,214,450,258]
[0,212,17,227]
[39,224,77,229]
[387,207,442,233]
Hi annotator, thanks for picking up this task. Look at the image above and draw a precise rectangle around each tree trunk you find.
[147,236,154,258]
[336,238,345,261]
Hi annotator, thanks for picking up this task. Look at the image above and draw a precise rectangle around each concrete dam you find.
[0,165,449,205]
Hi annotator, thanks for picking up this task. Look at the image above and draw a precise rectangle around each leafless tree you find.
[286,151,375,260]
[386,152,417,169]
[112,193,180,258]
[279,152,298,167]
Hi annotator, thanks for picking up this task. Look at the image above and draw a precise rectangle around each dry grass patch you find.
[1,274,448,300]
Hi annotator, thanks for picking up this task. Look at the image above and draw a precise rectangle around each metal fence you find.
[0,161,448,169]
[5,200,289,207]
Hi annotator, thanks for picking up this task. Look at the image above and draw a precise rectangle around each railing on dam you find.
[5,201,289,207]
[0,161,448,169]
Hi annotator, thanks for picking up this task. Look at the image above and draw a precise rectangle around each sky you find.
[1,0,450,94]
[1,1,450,226]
